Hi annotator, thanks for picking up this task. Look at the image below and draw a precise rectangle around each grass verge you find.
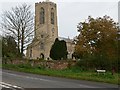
[2,64,120,85]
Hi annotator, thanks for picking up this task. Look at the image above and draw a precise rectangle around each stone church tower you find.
[26,0,58,60]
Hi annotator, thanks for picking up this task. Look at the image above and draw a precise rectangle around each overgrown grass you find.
[2,64,120,85]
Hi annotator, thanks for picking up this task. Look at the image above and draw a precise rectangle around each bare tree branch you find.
[1,3,34,56]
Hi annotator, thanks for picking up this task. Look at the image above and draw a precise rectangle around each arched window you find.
[40,53,44,59]
[40,42,44,50]
[51,8,54,24]
[40,7,45,24]
[52,28,54,36]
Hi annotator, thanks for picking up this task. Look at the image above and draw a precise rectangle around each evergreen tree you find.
[50,38,68,60]
[2,36,21,59]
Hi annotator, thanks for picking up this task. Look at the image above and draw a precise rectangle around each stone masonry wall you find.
[8,60,77,70]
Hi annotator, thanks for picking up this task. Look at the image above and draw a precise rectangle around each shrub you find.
[50,38,68,60]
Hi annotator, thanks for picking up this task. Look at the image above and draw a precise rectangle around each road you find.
[1,69,119,90]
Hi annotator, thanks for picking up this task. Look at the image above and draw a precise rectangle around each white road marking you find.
[1,82,22,88]
[3,71,100,88]
[3,72,56,82]
[0,82,23,89]
[0,84,10,88]
[79,84,98,88]
[26,76,55,82]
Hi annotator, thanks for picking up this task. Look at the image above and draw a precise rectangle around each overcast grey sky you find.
[0,0,119,39]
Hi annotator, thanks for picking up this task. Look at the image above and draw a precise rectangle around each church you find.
[26,0,75,60]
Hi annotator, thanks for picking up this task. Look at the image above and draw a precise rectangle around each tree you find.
[0,36,2,59]
[2,36,21,63]
[75,15,118,70]
[1,3,34,56]
[50,38,68,60]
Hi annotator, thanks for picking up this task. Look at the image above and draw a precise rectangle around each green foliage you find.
[76,54,112,71]
[2,63,119,84]
[64,65,84,73]
[17,64,32,69]
[75,15,118,71]
[0,37,2,58]
[50,38,68,60]
[2,36,21,62]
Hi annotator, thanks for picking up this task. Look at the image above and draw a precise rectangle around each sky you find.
[0,0,119,39]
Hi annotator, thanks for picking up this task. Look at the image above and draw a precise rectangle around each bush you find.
[18,64,32,69]
[76,54,118,72]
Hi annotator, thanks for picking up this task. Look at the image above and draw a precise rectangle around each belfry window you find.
[40,7,45,24]
[51,8,54,24]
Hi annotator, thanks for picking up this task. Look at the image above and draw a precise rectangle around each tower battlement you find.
[35,1,56,7]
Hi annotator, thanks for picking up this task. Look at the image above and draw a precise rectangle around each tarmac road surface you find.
[1,69,119,90]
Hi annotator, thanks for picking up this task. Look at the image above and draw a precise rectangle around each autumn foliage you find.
[75,16,119,71]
